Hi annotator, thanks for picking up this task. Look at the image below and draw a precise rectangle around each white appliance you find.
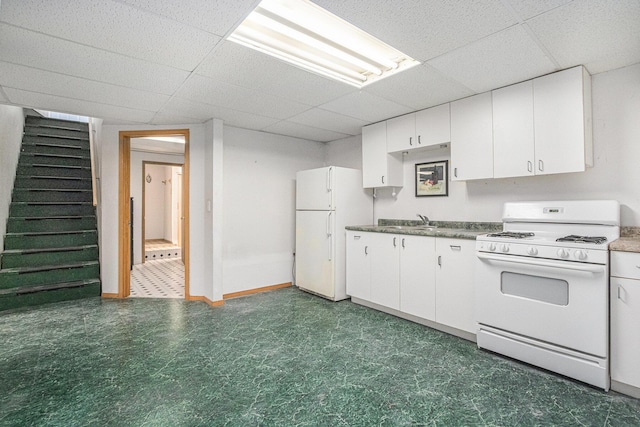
[296,166,373,301]
[475,200,620,390]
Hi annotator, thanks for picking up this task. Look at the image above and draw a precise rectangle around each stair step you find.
[9,202,95,217]
[4,230,98,250]
[7,216,96,233]
[22,135,90,149]
[25,116,89,132]
[16,164,92,178]
[0,261,100,290]
[12,188,93,202]
[1,245,98,269]
[14,176,92,190]
[24,126,89,141]
[19,152,91,168]
[0,279,101,312]
[21,142,88,158]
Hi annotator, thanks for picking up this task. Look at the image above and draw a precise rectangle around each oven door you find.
[475,252,608,358]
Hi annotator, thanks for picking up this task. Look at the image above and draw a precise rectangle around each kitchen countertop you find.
[346,220,502,241]
[610,227,640,253]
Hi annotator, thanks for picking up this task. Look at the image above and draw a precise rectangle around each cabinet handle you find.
[454,167,458,178]
[438,255,442,266]
[418,135,422,145]
[450,245,461,251]
[409,136,413,146]
[381,175,385,184]
[393,237,397,247]
[364,246,368,255]
[402,238,405,248]
[538,160,544,171]
[527,161,533,173]
[618,284,626,301]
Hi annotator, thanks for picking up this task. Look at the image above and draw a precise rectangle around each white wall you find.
[0,105,24,252]
[170,166,181,245]
[130,152,184,265]
[222,126,325,294]
[332,63,640,227]
[325,135,363,170]
[99,124,203,296]
[144,163,168,240]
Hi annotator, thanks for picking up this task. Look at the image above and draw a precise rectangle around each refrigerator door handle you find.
[327,167,333,208]
[327,212,333,261]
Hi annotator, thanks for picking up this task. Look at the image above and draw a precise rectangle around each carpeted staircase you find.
[0,115,101,311]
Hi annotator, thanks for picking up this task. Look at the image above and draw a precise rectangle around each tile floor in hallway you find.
[130,258,184,298]
[1,287,639,426]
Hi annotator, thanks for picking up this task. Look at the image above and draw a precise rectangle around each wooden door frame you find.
[141,161,184,264]
[119,129,190,299]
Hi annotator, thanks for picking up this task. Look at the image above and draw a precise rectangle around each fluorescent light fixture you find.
[228,0,420,88]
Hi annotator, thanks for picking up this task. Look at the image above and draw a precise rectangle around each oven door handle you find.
[477,252,605,273]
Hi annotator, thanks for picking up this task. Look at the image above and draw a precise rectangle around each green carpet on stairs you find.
[0,115,101,310]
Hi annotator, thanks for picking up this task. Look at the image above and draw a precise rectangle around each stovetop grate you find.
[556,235,608,244]
[486,231,535,239]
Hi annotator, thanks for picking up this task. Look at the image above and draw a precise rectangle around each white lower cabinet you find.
[610,251,640,393]
[346,231,474,335]
[400,235,436,321]
[435,238,476,334]
[369,232,401,309]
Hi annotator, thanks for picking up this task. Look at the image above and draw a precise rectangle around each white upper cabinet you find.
[493,80,535,178]
[387,104,451,153]
[386,113,416,153]
[415,103,451,148]
[533,66,593,175]
[362,121,403,188]
[450,92,494,181]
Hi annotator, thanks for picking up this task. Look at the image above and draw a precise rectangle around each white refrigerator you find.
[295,166,373,301]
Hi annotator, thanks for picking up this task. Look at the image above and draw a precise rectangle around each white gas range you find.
[475,200,620,390]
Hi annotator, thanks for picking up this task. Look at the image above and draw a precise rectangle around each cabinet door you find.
[387,113,416,153]
[611,277,640,389]
[533,66,591,175]
[362,122,388,188]
[415,103,450,148]
[450,93,493,181]
[346,231,371,300]
[400,235,436,321]
[370,233,400,310]
[362,122,403,188]
[435,238,476,333]
[493,81,535,178]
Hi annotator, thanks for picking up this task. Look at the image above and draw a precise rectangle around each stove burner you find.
[486,232,535,239]
[556,235,607,244]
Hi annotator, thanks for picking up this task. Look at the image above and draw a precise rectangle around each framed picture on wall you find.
[415,160,448,197]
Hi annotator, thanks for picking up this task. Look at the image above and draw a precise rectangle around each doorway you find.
[118,129,190,299]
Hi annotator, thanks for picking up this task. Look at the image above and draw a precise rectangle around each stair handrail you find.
[88,120,98,207]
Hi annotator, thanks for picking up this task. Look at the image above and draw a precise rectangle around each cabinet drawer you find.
[611,251,640,280]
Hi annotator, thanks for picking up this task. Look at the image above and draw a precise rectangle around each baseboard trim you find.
[224,282,292,300]
[611,380,640,399]
[188,295,224,306]
[101,293,120,299]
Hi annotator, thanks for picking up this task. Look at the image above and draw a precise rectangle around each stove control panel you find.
[476,240,608,264]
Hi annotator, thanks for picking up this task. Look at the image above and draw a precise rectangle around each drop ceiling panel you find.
[526,0,640,74]
[319,92,412,123]
[175,74,253,106]
[162,97,280,130]
[0,88,7,103]
[288,108,367,136]
[428,25,557,93]
[0,62,170,112]
[504,0,572,20]
[363,64,475,111]
[0,0,220,70]
[262,121,350,143]
[0,24,189,95]
[150,113,204,126]
[117,0,256,37]
[313,0,515,61]
[4,88,156,123]
[197,41,306,90]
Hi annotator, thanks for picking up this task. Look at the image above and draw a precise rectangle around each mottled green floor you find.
[1,287,639,426]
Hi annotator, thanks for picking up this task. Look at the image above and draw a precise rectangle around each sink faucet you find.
[417,214,430,226]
